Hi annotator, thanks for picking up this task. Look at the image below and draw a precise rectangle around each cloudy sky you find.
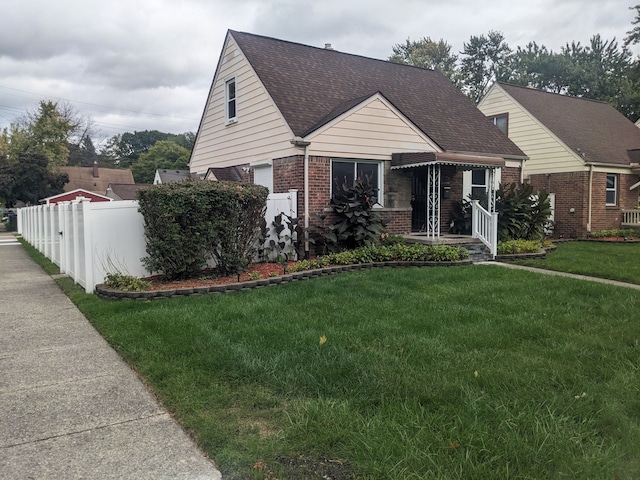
[0,0,636,148]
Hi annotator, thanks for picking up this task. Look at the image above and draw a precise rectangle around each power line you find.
[0,84,201,125]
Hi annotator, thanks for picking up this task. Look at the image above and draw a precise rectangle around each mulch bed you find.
[145,262,293,291]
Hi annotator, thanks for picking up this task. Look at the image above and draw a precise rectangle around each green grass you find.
[18,238,60,275]
[57,265,640,479]
[509,241,640,284]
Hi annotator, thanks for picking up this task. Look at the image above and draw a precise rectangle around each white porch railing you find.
[622,210,640,226]
[471,200,498,258]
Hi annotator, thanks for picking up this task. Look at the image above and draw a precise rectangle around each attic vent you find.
[324,43,333,50]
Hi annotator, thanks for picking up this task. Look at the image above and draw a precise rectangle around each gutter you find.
[291,137,311,258]
[587,164,594,233]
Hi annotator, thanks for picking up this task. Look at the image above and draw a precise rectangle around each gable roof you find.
[229,30,525,159]
[205,166,242,182]
[60,165,134,194]
[41,188,112,205]
[106,183,151,200]
[497,82,640,166]
[155,169,191,183]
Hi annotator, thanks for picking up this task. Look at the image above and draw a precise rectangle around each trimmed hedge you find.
[138,180,268,279]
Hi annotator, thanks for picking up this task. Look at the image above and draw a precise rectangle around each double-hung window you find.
[606,174,617,206]
[225,78,237,124]
[331,160,382,205]
[471,169,488,200]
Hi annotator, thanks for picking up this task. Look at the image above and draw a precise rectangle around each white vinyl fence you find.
[19,190,298,294]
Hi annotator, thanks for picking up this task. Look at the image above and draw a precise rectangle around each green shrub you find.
[326,176,385,250]
[497,239,544,255]
[104,273,152,292]
[138,180,268,279]
[589,229,640,238]
[449,183,552,241]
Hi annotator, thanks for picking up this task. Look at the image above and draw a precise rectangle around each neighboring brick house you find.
[190,31,526,256]
[479,82,640,238]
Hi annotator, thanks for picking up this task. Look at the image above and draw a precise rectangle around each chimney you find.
[324,43,333,50]
[92,161,99,178]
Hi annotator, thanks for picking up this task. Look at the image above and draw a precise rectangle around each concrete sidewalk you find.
[0,228,222,479]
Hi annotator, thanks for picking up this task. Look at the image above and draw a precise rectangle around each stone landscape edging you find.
[95,259,473,300]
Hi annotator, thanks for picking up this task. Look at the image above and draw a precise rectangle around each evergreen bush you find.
[138,180,268,279]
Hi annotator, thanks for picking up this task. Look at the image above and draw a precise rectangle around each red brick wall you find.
[271,154,411,234]
[501,166,522,186]
[528,171,640,238]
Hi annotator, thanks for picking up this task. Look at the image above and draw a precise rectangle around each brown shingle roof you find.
[60,166,134,194]
[230,31,525,158]
[499,82,640,166]
[107,183,151,200]
[205,166,242,182]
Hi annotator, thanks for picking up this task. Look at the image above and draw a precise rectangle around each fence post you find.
[490,212,498,258]
[82,200,94,293]
[471,200,478,239]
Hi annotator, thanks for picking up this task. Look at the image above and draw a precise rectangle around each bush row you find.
[287,243,469,272]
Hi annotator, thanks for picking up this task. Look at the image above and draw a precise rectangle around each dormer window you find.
[225,78,237,124]
[490,113,508,135]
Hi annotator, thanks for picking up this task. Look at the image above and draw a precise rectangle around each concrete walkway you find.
[480,261,640,291]
[0,227,222,479]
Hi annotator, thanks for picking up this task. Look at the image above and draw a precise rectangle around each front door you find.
[410,167,427,231]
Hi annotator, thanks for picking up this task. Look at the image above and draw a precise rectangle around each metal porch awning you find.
[391,152,503,239]
[390,151,506,170]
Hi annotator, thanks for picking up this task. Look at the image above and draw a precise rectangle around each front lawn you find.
[60,266,640,479]
[508,241,640,284]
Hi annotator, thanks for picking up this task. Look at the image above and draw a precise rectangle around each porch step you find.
[460,242,493,263]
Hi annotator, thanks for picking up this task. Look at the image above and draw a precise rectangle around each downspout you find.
[303,144,310,258]
[291,137,311,258]
[587,164,594,233]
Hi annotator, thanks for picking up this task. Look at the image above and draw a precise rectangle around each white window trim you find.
[225,77,237,125]
[463,168,500,199]
[606,174,617,206]
[330,159,384,207]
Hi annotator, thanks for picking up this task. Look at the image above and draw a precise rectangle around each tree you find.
[11,100,83,169]
[625,5,640,47]
[389,37,459,82]
[68,135,98,166]
[0,153,68,206]
[102,130,195,168]
[130,140,190,183]
[459,31,514,104]
[510,42,574,93]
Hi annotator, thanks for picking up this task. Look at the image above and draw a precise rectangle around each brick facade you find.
[528,171,640,238]
[268,156,527,237]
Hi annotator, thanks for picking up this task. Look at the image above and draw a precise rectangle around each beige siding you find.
[190,35,296,174]
[479,85,585,176]
[308,96,439,160]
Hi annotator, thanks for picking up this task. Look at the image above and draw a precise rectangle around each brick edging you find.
[95,260,473,300]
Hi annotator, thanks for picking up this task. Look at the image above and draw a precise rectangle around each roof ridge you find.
[498,82,610,106]
[229,29,438,73]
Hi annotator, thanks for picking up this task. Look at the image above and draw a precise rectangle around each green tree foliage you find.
[390,5,640,118]
[102,130,195,169]
[10,101,81,169]
[67,135,98,167]
[0,153,68,207]
[389,37,459,82]
[137,181,268,279]
[459,31,513,104]
[510,42,574,93]
[130,140,190,183]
